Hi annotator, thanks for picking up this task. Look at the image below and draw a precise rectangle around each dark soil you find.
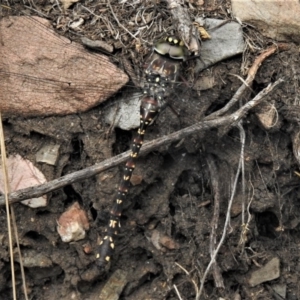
[1,1,300,299]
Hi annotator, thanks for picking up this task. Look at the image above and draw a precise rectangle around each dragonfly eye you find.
[154,37,187,60]
[168,45,186,60]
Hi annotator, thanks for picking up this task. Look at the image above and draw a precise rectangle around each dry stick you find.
[175,262,200,296]
[0,78,283,207]
[0,114,16,300]
[11,209,29,300]
[0,117,28,300]
[173,284,184,300]
[206,154,224,289]
[239,172,255,249]
[197,122,246,299]
[239,122,246,236]
[205,43,289,120]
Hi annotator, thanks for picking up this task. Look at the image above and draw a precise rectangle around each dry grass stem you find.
[0,113,16,300]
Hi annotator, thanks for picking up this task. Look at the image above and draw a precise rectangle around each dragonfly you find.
[0,4,212,273]
[95,36,192,267]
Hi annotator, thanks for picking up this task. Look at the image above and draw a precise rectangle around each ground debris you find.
[248,257,280,287]
[255,101,278,130]
[0,154,47,208]
[14,249,52,268]
[270,283,287,299]
[99,269,128,300]
[150,229,180,252]
[57,202,90,242]
[36,143,60,166]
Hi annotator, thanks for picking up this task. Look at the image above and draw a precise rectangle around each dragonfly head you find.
[154,36,189,61]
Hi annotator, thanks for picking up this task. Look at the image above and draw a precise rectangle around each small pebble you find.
[57,202,90,242]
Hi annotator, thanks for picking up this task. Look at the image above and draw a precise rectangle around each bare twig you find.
[23,2,50,18]
[240,121,246,231]
[173,284,184,300]
[175,262,199,295]
[11,208,29,300]
[239,178,255,249]
[0,78,283,206]
[197,122,246,299]
[0,113,16,300]
[206,154,225,289]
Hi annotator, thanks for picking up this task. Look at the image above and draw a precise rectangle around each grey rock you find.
[272,283,287,299]
[105,93,141,130]
[195,18,244,72]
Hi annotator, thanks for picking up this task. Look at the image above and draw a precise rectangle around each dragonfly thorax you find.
[142,37,188,102]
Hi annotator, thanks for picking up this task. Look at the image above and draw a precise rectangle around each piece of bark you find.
[0,16,128,117]
[99,269,128,300]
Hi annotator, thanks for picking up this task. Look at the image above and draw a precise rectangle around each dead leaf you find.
[0,154,47,208]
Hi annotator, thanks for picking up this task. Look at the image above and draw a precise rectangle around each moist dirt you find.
[1,1,300,299]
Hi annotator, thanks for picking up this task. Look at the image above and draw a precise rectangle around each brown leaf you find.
[0,154,47,208]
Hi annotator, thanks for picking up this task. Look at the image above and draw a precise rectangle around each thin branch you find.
[197,122,246,299]
[0,113,17,300]
[239,178,255,249]
[173,284,184,300]
[175,262,199,295]
[0,78,283,206]
[11,208,29,300]
[206,154,225,289]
